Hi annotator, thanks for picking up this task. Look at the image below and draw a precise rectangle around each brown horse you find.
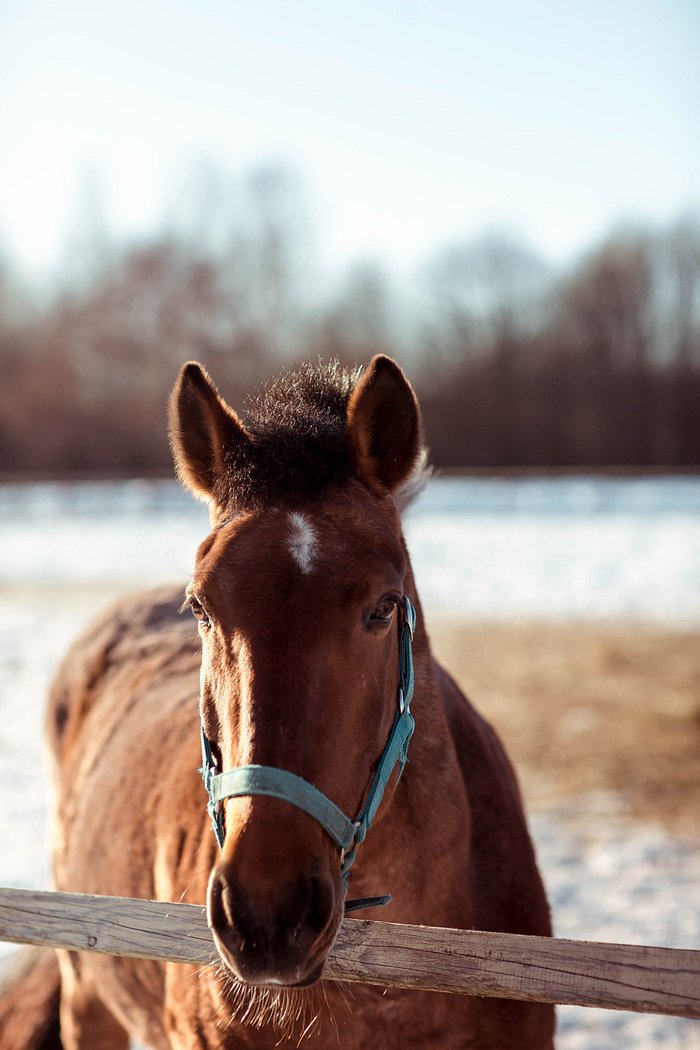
[1,355,554,1049]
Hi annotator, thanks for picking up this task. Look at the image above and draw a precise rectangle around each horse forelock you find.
[212,359,427,513]
[213,360,359,511]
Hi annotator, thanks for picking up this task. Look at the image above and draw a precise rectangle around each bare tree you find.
[1,182,698,474]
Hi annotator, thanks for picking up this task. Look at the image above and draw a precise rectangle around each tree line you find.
[0,166,698,475]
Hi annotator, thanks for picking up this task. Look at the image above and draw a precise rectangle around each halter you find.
[199,595,417,912]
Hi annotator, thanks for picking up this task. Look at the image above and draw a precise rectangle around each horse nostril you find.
[208,867,336,948]
[306,874,335,934]
[208,869,237,940]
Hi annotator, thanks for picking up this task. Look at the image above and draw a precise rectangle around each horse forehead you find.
[279,508,372,576]
[287,511,318,574]
[206,510,322,571]
[284,504,405,574]
[199,501,402,585]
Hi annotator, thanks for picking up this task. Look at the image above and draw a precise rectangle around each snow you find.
[533,796,700,1047]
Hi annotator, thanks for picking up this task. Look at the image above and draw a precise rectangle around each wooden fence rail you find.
[1,888,699,1020]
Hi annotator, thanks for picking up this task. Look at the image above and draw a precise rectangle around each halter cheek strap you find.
[199,595,417,912]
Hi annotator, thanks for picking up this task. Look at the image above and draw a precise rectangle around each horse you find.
[0,355,555,1049]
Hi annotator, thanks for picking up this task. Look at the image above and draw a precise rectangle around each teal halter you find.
[199,595,417,912]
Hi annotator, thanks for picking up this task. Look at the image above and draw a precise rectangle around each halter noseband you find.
[199,595,417,912]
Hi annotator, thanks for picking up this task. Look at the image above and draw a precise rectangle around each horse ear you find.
[169,362,250,503]
[347,355,422,494]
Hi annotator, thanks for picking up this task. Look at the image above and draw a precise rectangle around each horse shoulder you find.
[47,584,207,911]
[46,585,193,765]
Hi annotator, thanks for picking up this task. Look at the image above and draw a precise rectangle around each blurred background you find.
[0,0,699,474]
[1,3,699,1047]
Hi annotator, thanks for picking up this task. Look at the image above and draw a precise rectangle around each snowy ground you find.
[0,477,698,1047]
[533,798,699,1048]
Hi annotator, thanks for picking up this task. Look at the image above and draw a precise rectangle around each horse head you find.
[169,355,424,988]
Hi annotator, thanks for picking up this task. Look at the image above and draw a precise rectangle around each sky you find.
[1,0,698,283]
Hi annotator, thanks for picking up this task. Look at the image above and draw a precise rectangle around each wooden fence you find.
[1,887,699,1019]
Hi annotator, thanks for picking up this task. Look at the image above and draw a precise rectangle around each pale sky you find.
[1,0,698,282]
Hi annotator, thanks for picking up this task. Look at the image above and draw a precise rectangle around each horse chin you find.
[213,933,329,988]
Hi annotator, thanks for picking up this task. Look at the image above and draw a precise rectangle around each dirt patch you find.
[430,620,700,834]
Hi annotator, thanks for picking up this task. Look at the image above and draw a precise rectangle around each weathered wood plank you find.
[0,887,698,1019]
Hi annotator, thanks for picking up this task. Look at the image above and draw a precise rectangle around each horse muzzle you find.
[207,854,341,986]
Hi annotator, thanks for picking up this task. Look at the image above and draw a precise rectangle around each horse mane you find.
[217,359,430,511]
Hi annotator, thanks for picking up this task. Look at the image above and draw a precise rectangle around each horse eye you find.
[369,598,398,625]
[184,596,211,627]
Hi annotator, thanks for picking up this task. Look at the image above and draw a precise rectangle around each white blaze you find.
[287,512,318,574]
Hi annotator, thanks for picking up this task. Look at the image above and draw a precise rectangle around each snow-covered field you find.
[1,477,698,1047]
[2,475,700,625]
